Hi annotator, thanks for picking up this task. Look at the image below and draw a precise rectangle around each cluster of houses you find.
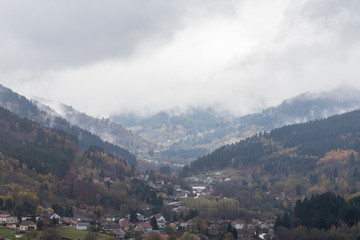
[0,171,278,240]
[230,219,275,240]
[133,174,277,239]
[0,211,94,238]
[89,214,169,239]
[0,214,37,238]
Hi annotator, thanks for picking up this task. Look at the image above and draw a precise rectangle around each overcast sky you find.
[1,0,360,117]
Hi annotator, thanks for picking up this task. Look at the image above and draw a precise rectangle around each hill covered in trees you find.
[0,105,150,218]
[189,109,360,175]
[0,84,137,166]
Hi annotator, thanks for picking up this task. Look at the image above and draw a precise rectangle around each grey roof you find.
[77,221,90,226]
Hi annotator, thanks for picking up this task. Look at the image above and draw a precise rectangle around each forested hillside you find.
[0,106,77,178]
[0,105,151,218]
[0,84,137,166]
[189,109,360,175]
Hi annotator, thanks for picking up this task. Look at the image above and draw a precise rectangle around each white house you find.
[154,214,166,222]
[76,221,90,230]
[50,213,61,221]
[0,214,17,224]
[19,220,36,231]
[232,220,245,230]
[190,184,207,192]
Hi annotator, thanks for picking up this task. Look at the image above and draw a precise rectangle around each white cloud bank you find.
[1,0,360,117]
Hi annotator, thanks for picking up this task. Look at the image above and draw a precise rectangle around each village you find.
[0,172,276,240]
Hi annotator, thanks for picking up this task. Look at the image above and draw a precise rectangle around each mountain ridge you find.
[32,97,155,159]
[111,86,360,164]
[0,84,137,166]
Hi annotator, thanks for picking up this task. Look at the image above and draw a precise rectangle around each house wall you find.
[76,225,88,230]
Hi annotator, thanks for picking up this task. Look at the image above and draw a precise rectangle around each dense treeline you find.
[293,192,360,229]
[0,84,137,166]
[187,110,360,175]
[275,192,360,240]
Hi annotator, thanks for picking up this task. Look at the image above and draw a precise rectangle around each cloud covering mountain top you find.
[1,0,360,117]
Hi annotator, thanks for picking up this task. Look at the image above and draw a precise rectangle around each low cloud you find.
[1,0,360,117]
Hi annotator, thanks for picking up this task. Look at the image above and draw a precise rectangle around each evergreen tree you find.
[232,227,238,239]
[274,216,282,231]
[157,195,163,206]
[4,198,14,211]
[130,209,138,223]
[282,212,290,228]
[150,216,159,230]
[227,223,233,233]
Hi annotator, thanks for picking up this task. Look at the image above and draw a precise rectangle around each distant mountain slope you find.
[189,109,360,174]
[234,86,360,133]
[33,98,154,159]
[112,86,360,164]
[0,84,137,166]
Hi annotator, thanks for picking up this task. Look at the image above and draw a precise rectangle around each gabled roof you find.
[113,229,125,236]
[137,222,152,229]
[154,214,164,220]
[20,220,36,227]
[119,219,132,227]
[77,221,90,226]
[101,222,121,231]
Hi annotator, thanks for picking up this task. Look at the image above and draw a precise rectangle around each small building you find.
[190,184,208,192]
[101,222,121,232]
[178,191,188,199]
[41,211,61,222]
[76,221,90,230]
[155,180,164,185]
[60,217,77,227]
[154,214,166,223]
[113,229,126,239]
[179,222,189,229]
[19,220,37,231]
[15,230,23,238]
[168,195,177,201]
[190,176,199,182]
[174,185,181,192]
[6,223,17,230]
[0,214,18,224]
[232,220,245,230]
[119,219,132,231]
[50,213,61,221]
[137,213,147,221]
[157,219,166,228]
[134,222,152,233]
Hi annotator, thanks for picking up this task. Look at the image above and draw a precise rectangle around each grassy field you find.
[56,228,109,240]
[0,226,16,239]
[0,226,110,240]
